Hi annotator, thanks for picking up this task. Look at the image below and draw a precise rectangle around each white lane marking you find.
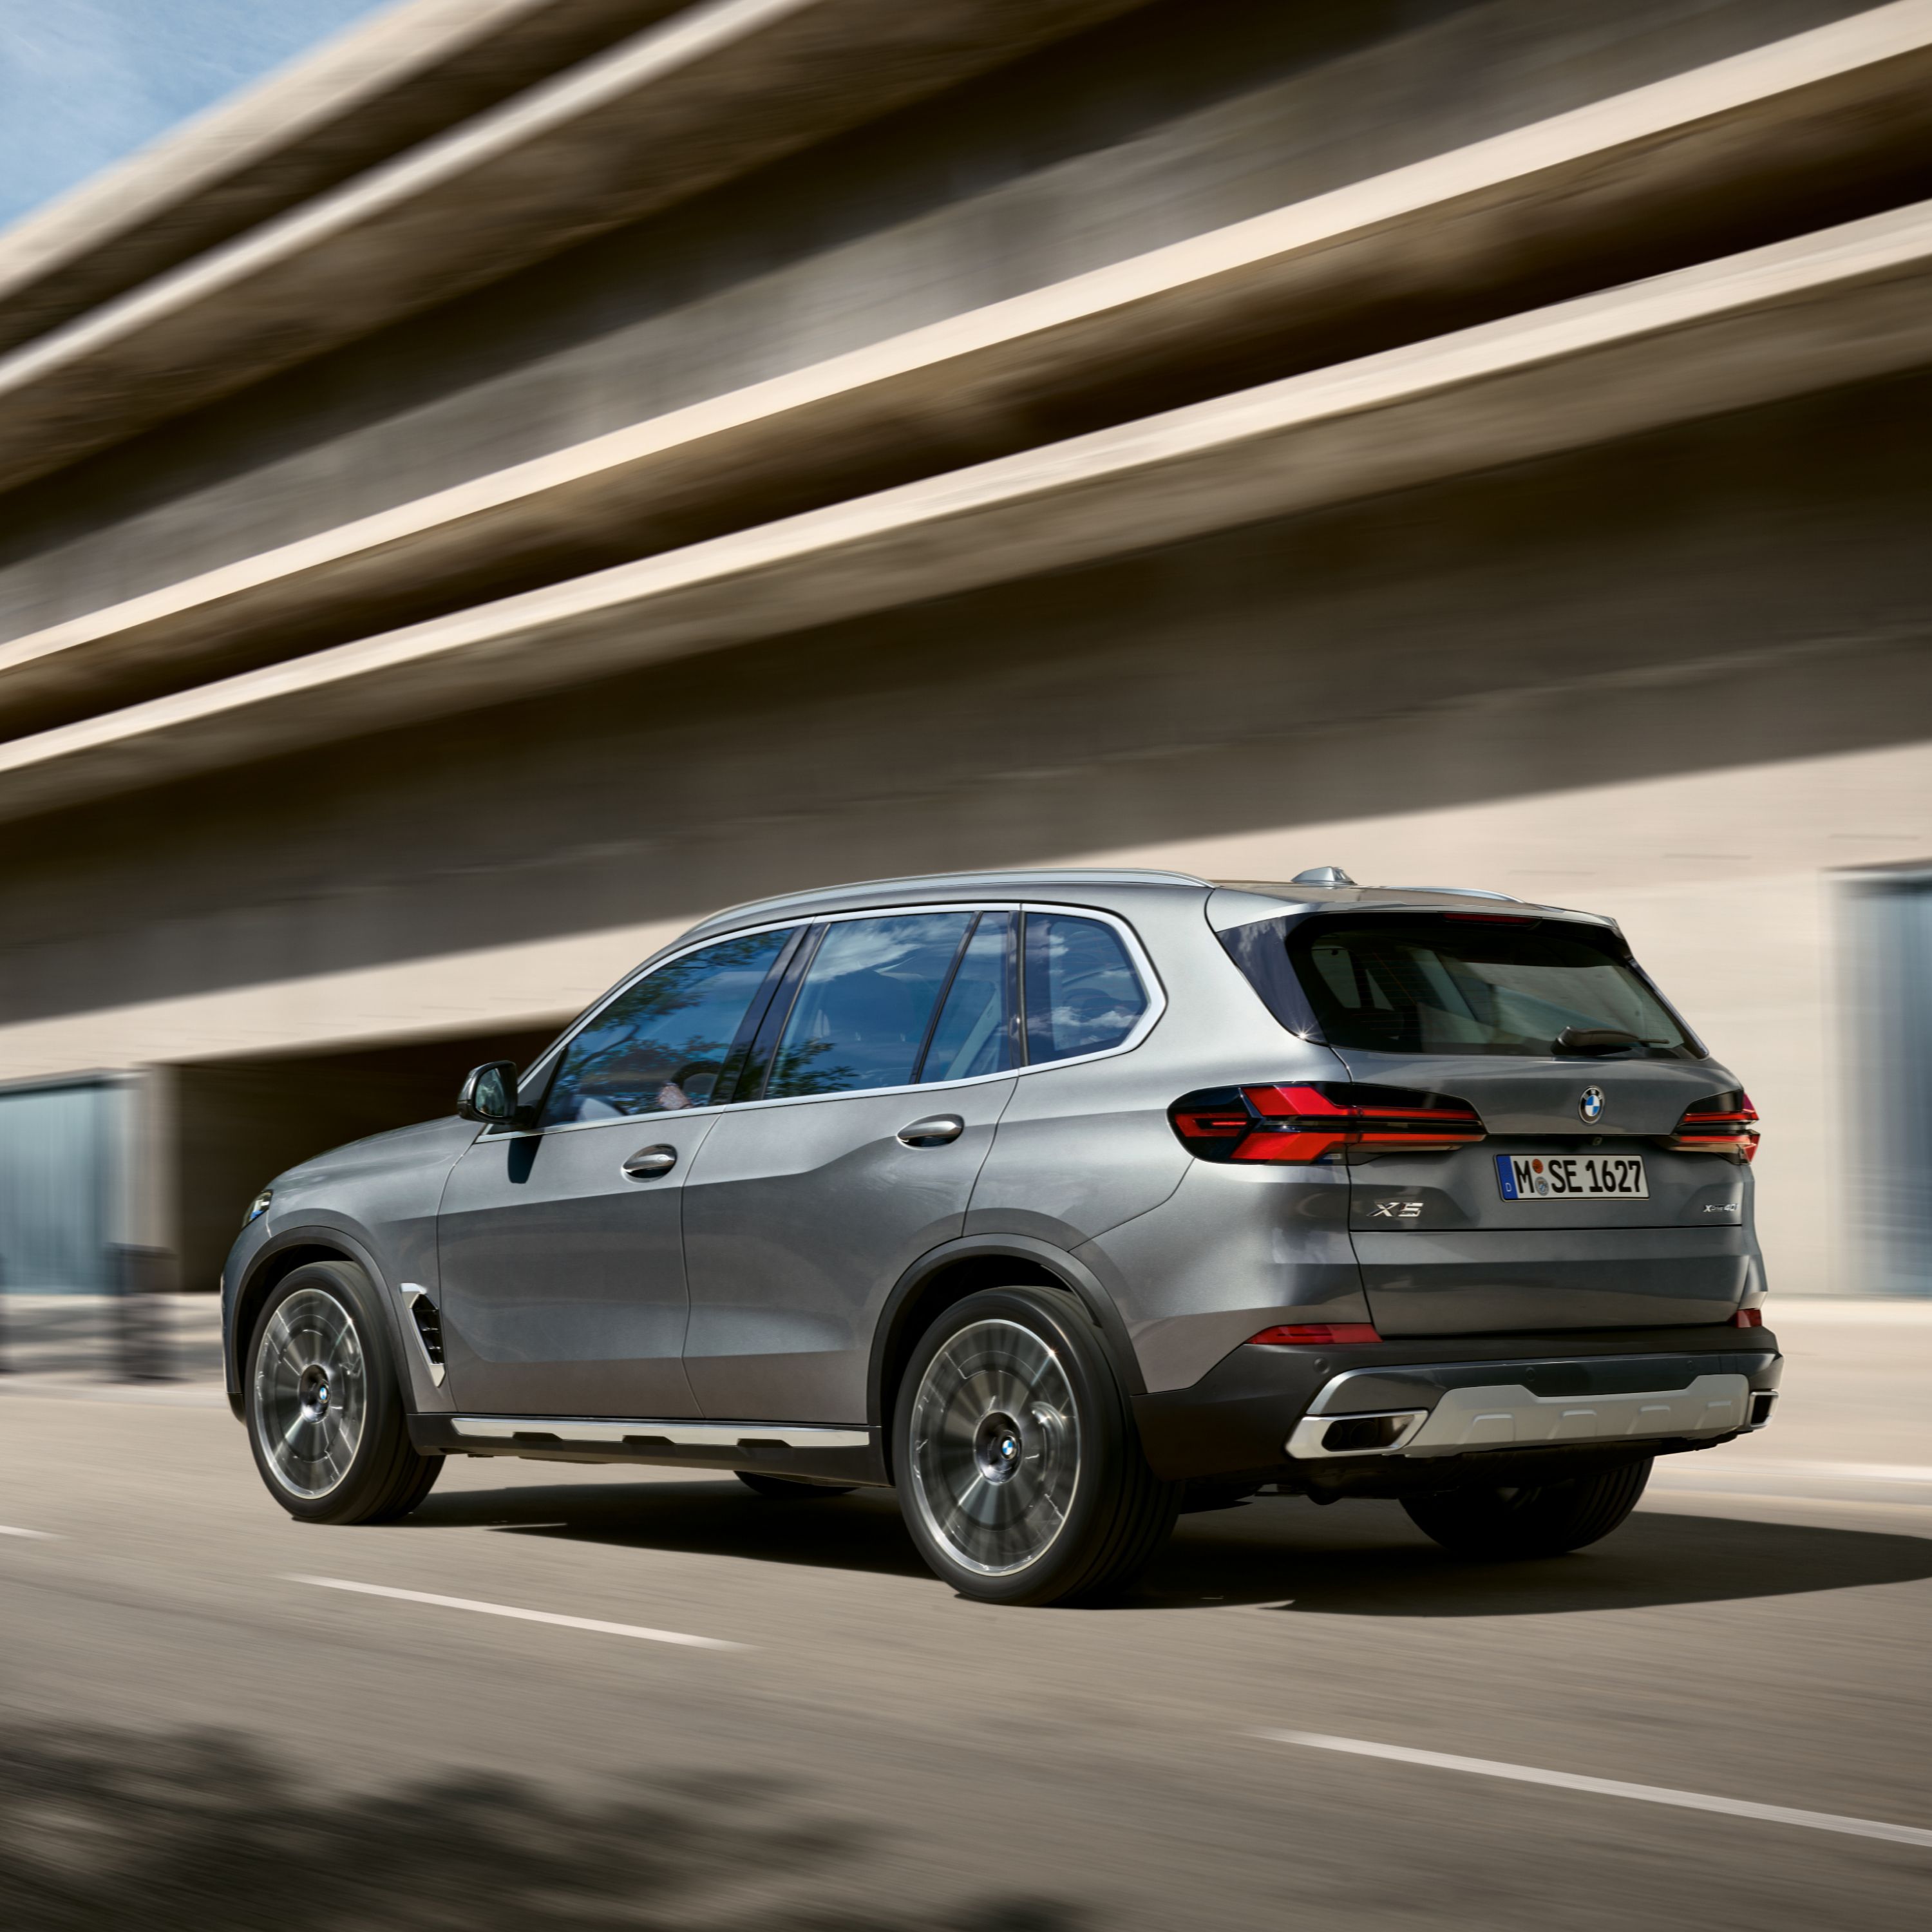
[0,1524,59,1539]
[284,1575,747,1649]
[1259,1732,1932,1850]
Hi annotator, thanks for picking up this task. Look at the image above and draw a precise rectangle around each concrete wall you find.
[1,365,1928,1293]
[0,0,1878,659]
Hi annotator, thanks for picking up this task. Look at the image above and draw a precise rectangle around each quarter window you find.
[767,914,974,1097]
[538,927,793,1126]
[1023,913,1148,1063]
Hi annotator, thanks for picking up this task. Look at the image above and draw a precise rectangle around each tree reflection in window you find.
[538,928,792,1126]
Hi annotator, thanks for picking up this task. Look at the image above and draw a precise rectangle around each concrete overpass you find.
[1,0,1929,1294]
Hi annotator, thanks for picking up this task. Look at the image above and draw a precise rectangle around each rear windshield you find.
[1229,914,1699,1059]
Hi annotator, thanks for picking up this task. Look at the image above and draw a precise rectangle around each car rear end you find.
[1132,880,1780,1502]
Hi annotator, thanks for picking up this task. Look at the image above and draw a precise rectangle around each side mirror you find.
[457,1061,524,1125]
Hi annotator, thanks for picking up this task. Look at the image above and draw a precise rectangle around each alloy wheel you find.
[907,1316,1081,1576]
[252,1287,368,1499]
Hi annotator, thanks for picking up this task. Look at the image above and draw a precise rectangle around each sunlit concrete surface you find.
[1,1298,1926,1929]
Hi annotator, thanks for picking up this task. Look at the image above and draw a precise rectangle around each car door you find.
[681,909,1019,1423]
[435,924,798,1415]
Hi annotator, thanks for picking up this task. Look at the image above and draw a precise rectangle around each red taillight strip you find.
[1667,1090,1759,1161]
[1171,1082,1486,1164]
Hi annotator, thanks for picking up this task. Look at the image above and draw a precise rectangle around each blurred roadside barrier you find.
[110,1245,177,1382]
[0,1292,222,1386]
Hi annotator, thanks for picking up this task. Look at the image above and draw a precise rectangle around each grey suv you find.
[223,868,1780,1604]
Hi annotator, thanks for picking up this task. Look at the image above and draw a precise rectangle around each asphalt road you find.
[1,1304,1927,1931]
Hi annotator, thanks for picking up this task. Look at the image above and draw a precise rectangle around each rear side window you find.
[539,927,793,1125]
[1023,913,1148,1064]
[767,913,975,1097]
[1280,915,1696,1059]
[922,913,1019,1082]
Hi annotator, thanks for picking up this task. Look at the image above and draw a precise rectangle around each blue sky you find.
[0,0,393,230]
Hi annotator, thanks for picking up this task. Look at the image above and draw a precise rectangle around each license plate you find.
[1496,1151,1647,1200]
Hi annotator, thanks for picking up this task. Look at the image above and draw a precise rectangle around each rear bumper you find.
[1132,1324,1781,1488]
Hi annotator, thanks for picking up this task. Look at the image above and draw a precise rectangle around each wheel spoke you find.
[909,1317,1081,1577]
[251,1287,369,1501]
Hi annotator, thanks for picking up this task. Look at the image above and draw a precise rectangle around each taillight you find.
[1170,1083,1484,1164]
[1248,1322,1382,1345]
[1731,1308,1763,1328]
[1667,1090,1759,1161]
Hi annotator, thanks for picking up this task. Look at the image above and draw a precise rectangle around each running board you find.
[446,1416,869,1450]
[409,1412,885,1487]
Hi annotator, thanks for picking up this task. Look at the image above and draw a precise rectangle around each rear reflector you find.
[1667,1090,1759,1161]
[1248,1323,1382,1346]
[1732,1307,1764,1328]
[1171,1083,1484,1165]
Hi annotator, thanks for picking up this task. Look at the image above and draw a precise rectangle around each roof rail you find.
[1390,885,1523,902]
[698,866,1212,925]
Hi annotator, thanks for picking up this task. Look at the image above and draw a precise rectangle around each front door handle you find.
[897,1115,964,1148]
[622,1144,678,1179]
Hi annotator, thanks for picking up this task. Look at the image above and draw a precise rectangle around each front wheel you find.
[245,1261,441,1526]
[895,1287,1179,1606]
[1400,1456,1653,1559]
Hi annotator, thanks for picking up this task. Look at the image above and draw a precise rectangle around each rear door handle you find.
[622,1144,678,1179]
[897,1115,964,1148]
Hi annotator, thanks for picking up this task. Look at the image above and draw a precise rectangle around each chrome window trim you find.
[488,899,1166,1139]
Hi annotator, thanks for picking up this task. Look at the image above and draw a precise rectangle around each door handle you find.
[622,1144,678,1179]
[897,1115,964,1148]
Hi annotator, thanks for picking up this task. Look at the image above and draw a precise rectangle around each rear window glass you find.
[1278,916,1697,1059]
[1023,913,1148,1063]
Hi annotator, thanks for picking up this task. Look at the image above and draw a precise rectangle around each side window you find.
[920,913,1018,1083]
[1023,913,1149,1064]
[766,913,974,1098]
[538,927,793,1127]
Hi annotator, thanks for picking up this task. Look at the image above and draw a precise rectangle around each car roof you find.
[678,867,1616,944]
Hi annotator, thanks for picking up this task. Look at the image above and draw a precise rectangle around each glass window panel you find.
[920,914,1016,1083]
[768,914,974,1098]
[538,927,793,1126]
[1286,918,1694,1058]
[1023,914,1148,1064]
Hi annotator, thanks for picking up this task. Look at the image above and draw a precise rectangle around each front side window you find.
[1023,913,1148,1064]
[766,913,974,1098]
[1287,916,1696,1058]
[538,927,793,1126]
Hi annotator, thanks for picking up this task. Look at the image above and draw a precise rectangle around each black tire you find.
[1401,1456,1653,1560]
[735,1472,857,1500]
[894,1287,1180,1607]
[244,1260,442,1526]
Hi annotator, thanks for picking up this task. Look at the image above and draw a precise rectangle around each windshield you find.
[1283,915,1698,1059]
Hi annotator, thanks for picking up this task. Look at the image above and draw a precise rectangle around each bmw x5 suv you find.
[223,868,1779,1604]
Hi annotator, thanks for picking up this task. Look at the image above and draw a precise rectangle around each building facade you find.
[2,0,1930,1295]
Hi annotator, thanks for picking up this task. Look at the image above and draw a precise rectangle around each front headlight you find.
[243,1187,273,1228]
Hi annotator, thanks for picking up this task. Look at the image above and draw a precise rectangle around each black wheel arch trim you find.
[226,1225,413,1423]
[869,1234,1145,1439]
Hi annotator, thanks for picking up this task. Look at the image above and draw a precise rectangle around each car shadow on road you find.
[412,1480,1932,1616]
[417,1477,934,1579]
[1130,1499,1932,1615]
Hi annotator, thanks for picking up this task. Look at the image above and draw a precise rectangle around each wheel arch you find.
[869,1235,1143,1481]
[228,1229,404,1421]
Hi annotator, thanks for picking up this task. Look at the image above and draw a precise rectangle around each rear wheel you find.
[895,1287,1179,1606]
[245,1260,441,1526]
[1401,1456,1653,1559]
[735,1472,856,1500]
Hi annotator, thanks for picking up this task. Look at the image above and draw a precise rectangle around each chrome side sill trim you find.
[447,1416,869,1450]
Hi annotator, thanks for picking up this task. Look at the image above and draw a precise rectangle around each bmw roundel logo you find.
[1579,1086,1605,1124]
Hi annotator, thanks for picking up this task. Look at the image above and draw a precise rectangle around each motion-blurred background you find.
[2,0,1931,1311]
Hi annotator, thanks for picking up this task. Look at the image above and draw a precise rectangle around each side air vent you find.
[402,1287,446,1387]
